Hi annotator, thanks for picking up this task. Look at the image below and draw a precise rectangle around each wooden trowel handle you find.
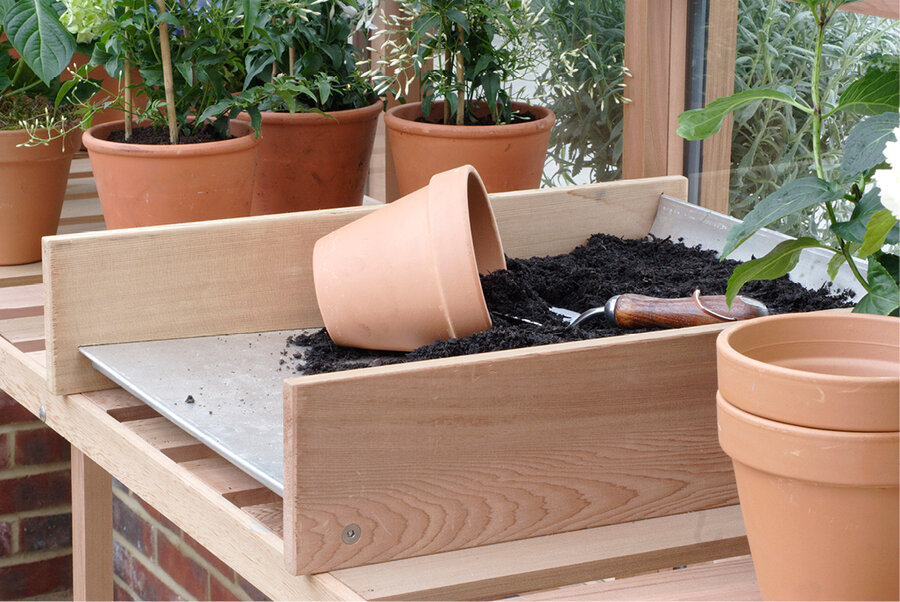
[610,293,768,329]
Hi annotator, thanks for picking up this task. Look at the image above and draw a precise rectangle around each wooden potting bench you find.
[0,154,761,600]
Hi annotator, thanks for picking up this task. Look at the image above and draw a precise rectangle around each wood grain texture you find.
[515,555,759,601]
[331,506,747,601]
[0,334,355,601]
[700,0,739,214]
[623,0,671,178]
[43,176,686,395]
[611,294,767,329]
[72,448,114,601]
[284,323,738,574]
[127,416,215,462]
[838,0,898,19]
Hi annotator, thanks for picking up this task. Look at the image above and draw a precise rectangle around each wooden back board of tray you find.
[41,174,745,575]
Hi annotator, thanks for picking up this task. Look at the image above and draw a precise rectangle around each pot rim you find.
[247,98,383,125]
[717,393,899,486]
[717,312,899,385]
[385,100,555,139]
[82,119,258,157]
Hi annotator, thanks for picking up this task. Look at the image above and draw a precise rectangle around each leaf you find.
[725,238,826,306]
[853,258,900,315]
[876,253,899,283]
[241,0,261,41]
[411,12,439,42]
[722,177,843,258]
[833,65,899,116]
[472,54,491,79]
[4,0,75,84]
[858,209,898,257]
[827,252,847,282]
[444,8,468,33]
[195,98,235,124]
[841,112,899,178]
[677,89,812,141]
[831,187,884,243]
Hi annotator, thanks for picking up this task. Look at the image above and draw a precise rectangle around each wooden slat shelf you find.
[0,163,760,600]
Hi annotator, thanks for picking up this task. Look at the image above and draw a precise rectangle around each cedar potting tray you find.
[77,193,859,504]
[41,176,863,576]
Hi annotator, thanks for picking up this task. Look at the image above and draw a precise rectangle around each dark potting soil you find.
[106,124,229,145]
[415,110,539,126]
[286,233,853,375]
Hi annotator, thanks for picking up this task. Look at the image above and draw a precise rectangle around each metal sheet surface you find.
[79,195,865,497]
[80,330,309,495]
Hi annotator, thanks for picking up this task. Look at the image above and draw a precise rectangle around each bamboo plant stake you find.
[155,0,178,144]
[455,29,464,125]
[288,15,296,75]
[443,18,450,124]
[123,62,132,140]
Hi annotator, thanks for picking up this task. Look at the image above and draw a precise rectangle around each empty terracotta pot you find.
[0,128,80,265]
[82,119,259,228]
[717,313,899,600]
[384,101,554,197]
[237,100,381,215]
[313,165,507,351]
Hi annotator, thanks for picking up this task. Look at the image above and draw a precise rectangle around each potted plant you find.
[0,0,87,265]
[373,0,555,196]
[679,1,899,598]
[233,0,382,215]
[65,0,263,228]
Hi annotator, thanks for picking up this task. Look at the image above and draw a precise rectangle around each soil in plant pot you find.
[287,233,853,374]
[415,110,539,126]
[107,124,229,144]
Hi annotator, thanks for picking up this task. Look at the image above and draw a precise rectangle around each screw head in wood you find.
[342,523,361,544]
[39,406,46,422]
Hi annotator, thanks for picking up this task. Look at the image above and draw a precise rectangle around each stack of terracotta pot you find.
[716,313,899,600]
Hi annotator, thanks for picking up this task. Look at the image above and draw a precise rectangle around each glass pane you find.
[518,0,627,186]
[727,1,899,238]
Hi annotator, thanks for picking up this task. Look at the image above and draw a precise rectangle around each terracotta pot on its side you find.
[82,120,259,229]
[313,164,507,351]
[238,100,382,215]
[0,128,80,265]
[717,313,899,600]
[384,101,554,197]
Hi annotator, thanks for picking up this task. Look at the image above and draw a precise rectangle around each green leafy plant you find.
[370,0,546,125]
[237,0,376,115]
[727,0,900,236]
[532,0,626,186]
[66,0,261,143]
[679,0,899,315]
[0,0,89,133]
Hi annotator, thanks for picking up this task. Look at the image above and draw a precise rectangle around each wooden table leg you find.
[72,447,113,601]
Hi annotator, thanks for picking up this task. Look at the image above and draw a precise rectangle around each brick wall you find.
[0,390,73,601]
[111,481,270,601]
[0,390,271,602]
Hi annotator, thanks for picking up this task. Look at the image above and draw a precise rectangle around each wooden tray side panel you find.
[283,323,736,574]
[43,176,686,395]
[492,176,687,259]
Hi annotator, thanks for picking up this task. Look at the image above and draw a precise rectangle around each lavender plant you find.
[679,0,899,314]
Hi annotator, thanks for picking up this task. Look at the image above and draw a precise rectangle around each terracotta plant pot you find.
[237,100,381,215]
[313,164,507,351]
[82,120,259,229]
[0,128,80,265]
[717,313,899,600]
[384,101,554,197]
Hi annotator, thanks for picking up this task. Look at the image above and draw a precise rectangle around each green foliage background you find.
[533,0,900,226]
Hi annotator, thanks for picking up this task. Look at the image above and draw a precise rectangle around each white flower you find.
[60,0,113,43]
[873,126,900,221]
